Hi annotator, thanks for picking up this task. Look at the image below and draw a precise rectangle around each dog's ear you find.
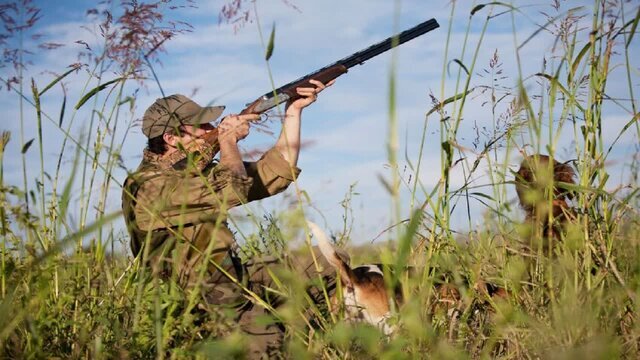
[307,221,354,288]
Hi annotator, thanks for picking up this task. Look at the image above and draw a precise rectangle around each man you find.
[122,80,336,357]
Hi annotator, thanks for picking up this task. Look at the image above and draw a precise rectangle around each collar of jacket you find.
[142,148,175,170]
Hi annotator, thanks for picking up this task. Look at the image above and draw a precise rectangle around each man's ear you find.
[163,132,177,147]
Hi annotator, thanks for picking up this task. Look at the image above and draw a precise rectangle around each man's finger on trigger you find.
[297,87,315,94]
[309,79,326,89]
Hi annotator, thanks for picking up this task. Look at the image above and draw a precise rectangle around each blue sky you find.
[1,0,638,248]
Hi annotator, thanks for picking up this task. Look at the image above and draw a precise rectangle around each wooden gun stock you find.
[201,128,220,155]
[281,64,348,98]
[241,64,348,115]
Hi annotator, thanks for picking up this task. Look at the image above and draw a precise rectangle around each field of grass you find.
[1,0,639,358]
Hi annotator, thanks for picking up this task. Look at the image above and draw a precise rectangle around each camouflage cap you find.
[142,94,225,138]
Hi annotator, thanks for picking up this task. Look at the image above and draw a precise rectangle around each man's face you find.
[175,123,215,144]
[161,123,216,155]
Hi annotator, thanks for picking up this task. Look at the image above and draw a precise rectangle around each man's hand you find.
[286,79,335,111]
[217,113,258,177]
[217,113,259,142]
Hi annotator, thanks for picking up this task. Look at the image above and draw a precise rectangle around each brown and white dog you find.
[308,224,509,336]
[307,221,400,335]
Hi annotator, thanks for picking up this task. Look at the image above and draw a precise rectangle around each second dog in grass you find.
[515,154,577,244]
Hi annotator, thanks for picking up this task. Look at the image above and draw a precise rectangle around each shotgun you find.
[180,18,440,165]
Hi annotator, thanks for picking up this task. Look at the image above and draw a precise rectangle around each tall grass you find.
[1,0,639,358]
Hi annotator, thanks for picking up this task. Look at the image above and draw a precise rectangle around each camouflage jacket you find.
[121,148,300,285]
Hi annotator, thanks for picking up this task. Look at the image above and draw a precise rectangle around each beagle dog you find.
[308,221,476,335]
[308,221,399,334]
[308,222,510,336]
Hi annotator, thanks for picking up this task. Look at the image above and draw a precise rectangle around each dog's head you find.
[515,154,576,216]
[307,221,396,335]
[515,154,577,240]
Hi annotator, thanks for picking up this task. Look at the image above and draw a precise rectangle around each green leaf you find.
[622,188,639,209]
[392,208,423,286]
[265,23,276,61]
[570,41,591,82]
[471,4,486,15]
[59,145,81,220]
[377,173,394,195]
[118,96,133,106]
[626,6,640,49]
[59,95,66,127]
[75,77,124,110]
[38,66,77,96]
[21,138,34,154]
[535,73,586,112]
[299,189,311,204]
[427,88,475,117]
[469,192,495,201]
[605,112,640,159]
[441,141,453,165]
[448,58,470,76]
[471,2,516,16]
[517,82,537,133]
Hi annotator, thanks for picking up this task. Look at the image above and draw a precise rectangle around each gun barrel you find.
[341,18,440,68]
[248,18,440,113]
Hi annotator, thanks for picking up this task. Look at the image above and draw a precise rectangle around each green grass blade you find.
[58,146,80,221]
[58,94,66,127]
[471,2,517,16]
[448,59,470,76]
[21,139,34,154]
[38,66,77,97]
[265,22,276,60]
[604,112,640,158]
[427,88,475,117]
[392,208,423,286]
[626,6,640,49]
[536,72,585,112]
[570,41,592,83]
[74,77,124,110]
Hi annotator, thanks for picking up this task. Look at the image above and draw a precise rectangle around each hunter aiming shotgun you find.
[179,18,439,163]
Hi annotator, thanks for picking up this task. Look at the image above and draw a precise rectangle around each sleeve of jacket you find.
[134,165,254,232]
[245,148,302,201]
